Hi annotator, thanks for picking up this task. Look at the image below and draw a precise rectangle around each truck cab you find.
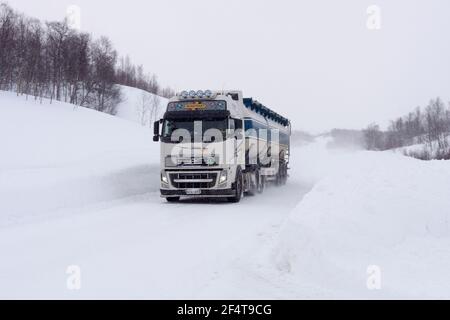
[153,90,291,203]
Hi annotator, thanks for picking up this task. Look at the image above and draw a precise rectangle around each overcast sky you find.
[7,0,450,132]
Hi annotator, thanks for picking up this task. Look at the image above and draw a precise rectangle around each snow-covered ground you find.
[1,90,449,299]
[274,139,450,299]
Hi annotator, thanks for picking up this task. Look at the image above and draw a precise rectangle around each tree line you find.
[116,55,175,99]
[363,97,450,160]
[0,3,173,115]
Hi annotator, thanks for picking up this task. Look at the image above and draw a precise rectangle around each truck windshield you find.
[162,119,228,142]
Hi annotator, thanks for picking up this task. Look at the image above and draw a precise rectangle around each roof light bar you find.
[178,90,217,99]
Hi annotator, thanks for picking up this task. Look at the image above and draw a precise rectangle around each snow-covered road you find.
[0,166,310,299]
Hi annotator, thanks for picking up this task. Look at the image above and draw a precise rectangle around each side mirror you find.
[153,121,160,142]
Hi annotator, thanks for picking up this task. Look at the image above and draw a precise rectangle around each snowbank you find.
[276,139,450,298]
[393,138,450,160]
[0,90,160,227]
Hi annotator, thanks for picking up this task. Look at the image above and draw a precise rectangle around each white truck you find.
[153,90,291,203]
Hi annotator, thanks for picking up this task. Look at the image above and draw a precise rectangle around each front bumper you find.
[161,188,235,198]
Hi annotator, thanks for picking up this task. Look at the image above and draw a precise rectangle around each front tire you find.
[228,168,243,203]
[166,197,180,203]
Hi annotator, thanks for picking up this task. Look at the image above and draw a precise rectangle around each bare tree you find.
[363,97,450,159]
[149,93,161,127]
[0,3,170,116]
[425,98,449,151]
[363,123,383,150]
[136,91,161,127]
[136,91,151,126]
[160,86,175,99]
[90,37,121,114]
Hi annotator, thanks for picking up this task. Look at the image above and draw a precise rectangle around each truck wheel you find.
[275,168,282,186]
[228,169,243,203]
[281,163,288,185]
[275,163,287,186]
[166,197,180,203]
[245,171,257,196]
[257,170,265,194]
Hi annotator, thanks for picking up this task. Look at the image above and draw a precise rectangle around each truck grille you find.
[169,172,218,189]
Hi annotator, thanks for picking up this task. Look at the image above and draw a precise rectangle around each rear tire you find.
[281,163,288,185]
[275,165,282,186]
[257,170,265,194]
[228,169,243,203]
[166,197,180,203]
[246,171,257,196]
[275,163,288,186]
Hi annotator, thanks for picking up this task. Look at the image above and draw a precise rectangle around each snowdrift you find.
[0,90,160,227]
[276,139,450,298]
[393,137,450,161]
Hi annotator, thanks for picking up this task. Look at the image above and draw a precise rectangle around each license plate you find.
[186,189,202,195]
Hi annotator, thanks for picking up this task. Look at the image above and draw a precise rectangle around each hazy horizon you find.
[6,0,450,132]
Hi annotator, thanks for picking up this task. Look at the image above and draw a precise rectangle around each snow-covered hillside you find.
[115,85,167,126]
[0,90,159,227]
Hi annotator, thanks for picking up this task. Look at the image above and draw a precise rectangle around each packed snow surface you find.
[1,90,449,299]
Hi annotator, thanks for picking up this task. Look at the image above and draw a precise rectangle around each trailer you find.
[153,90,291,203]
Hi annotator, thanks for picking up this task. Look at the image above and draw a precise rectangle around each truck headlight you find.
[161,172,169,184]
[219,170,227,184]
